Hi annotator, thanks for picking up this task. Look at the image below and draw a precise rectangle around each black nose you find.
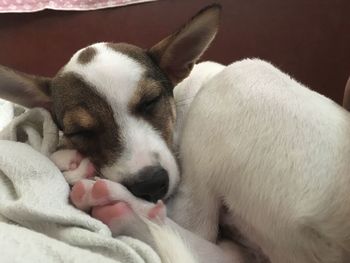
[123,166,169,203]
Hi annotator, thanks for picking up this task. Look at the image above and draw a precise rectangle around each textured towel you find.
[0,108,160,263]
[0,0,157,13]
[0,98,14,131]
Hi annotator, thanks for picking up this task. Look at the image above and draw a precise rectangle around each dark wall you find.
[0,0,349,103]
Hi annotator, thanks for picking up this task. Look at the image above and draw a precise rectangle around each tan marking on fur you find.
[77,47,97,64]
[63,107,97,133]
[128,78,161,109]
[128,76,176,147]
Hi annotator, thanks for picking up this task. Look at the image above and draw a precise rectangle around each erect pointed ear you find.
[0,65,51,110]
[148,4,222,85]
[342,76,350,111]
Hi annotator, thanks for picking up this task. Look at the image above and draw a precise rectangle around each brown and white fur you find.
[0,5,243,263]
[0,5,222,198]
[2,3,350,263]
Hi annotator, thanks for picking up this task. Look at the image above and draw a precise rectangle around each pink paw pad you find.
[91,202,132,226]
[70,181,86,204]
[91,180,110,202]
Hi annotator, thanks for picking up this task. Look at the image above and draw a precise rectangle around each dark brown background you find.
[0,0,349,104]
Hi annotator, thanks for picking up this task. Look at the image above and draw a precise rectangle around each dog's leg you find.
[70,179,243,263]
[50,149,95,185]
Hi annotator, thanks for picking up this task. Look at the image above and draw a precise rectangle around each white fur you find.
[173,61,225,148]
[170,59,350,263]
[63,43,179,194]
[145,220,197,263]
[50,149,94,185]
[64,43,144,108]
[143,216,241,263]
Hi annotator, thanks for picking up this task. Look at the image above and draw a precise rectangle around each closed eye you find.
[139,94,162,112]
[65,129,95,139]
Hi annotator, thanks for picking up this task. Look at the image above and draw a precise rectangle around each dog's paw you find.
[70,179,166,235]
[50,149,95,185]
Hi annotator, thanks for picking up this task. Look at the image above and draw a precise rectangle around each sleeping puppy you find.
[0,4,243,263]
[0,4,221,200]
[3,3,349,262]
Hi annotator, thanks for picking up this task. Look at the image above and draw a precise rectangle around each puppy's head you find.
[0,5,221,202]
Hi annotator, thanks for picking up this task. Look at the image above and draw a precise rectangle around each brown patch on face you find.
[50,72,123,167]
[106,43,177,148]
[77,47,97,64]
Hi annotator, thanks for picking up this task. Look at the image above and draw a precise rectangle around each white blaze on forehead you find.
[63,42,145,111]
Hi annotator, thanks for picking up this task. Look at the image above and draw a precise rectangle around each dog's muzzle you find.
[123,165,169,203]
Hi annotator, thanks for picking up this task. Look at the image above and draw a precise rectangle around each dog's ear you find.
[343,76,350,112]
[148,4,221,85]
[0,65,51,110]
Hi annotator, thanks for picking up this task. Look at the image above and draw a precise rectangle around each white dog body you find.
[171,58,350,263]
[173,61,226,148]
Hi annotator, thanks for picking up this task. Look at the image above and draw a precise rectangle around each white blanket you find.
[0,98,14,131]
[0,105,160,263]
